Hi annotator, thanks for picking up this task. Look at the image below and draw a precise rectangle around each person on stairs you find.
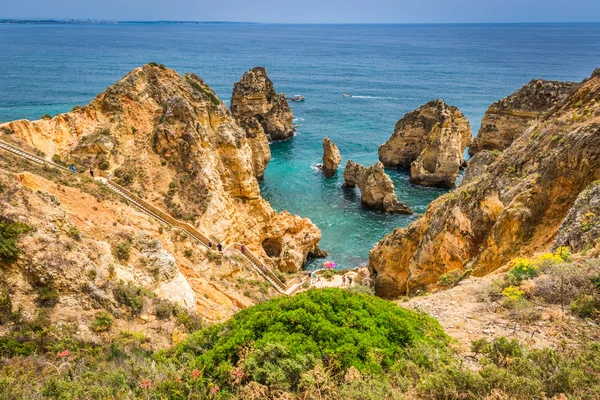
[69,164,76,174]
[89,167,94,178]
[217,243,222,252]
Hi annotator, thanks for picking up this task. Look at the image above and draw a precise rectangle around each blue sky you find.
[1,0,599,23]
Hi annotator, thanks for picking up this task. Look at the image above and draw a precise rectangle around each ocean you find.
[1,22,599,269]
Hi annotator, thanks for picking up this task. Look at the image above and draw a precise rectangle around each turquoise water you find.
[1,23,599,268]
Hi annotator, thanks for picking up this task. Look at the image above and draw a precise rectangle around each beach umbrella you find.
[324,261,336,269]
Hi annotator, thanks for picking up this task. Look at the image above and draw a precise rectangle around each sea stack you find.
[231,67,295,142]
[378,99,471,188]
[321,137,341,177]
[469,79,578,156]
[343,160,412,214]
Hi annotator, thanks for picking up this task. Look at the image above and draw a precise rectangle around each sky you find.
[1,0,599,24]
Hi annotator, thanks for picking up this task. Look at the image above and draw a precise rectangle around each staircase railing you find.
[0,138,293,294]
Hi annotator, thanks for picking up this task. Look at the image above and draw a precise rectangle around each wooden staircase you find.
[0,138,298,295]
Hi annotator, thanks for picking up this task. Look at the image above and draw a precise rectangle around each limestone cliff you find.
[321,137,341,177]
[0,165,279,348]
[230,66,294,144]
[369,69,600,298]
[469,79,578,156]
[0,64,322,274]
[378,99,472,188]
[343,160,412,214]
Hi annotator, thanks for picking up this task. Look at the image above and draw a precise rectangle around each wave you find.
[310,163,322,172]
[349,95,401,100]
[293,117,305,122]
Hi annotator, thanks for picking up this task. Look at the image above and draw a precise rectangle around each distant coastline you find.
[0,19,255,25]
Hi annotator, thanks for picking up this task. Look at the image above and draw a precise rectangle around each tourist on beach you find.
[348,276,353,286]
[342,275,346,286]
[89,168,94,178]
[217,243,222,252]
[69,164,76,173]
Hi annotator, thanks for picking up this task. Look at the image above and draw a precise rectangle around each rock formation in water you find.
[378,99,472,188]
[230,66,294,143]
[0,64,322,276]
[321,137,341,177]
[343,160,412,214]
[369,68,600,299]
[469,79,578,156]
[554,181,600,255]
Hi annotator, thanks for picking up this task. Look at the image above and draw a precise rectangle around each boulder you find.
[469,79,577,156]
[321,137,341,177]
[343,160,412,214]
[378,99,472,188]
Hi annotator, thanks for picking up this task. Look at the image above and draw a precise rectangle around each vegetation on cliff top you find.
[1,288,599,398]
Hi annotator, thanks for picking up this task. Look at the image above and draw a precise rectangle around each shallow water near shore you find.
[1,23,599,269]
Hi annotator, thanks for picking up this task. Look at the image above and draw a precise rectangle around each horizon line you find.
[1,19,600,25]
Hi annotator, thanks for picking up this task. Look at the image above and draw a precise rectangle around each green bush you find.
[36,286,59,307]
[99,160,110,170]
[505,258,539,285]
[0,219,33,263]
[67,225,81,241]
[41,114,52,120]
[154,299,174,320]
[112,241,131,262]
[174,306,203,332]
[174,289,448,391]
[113,281,144,315]
[570,295,599,318]
[92,311,114,332]
[322,270,335,281]
[184,248,193,258]
[51,154,65,166]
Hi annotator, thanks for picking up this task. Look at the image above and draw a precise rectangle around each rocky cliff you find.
[321,137,341,177]
[0,163,282,348]
[469,79,578,155]
[378,99,472,188]
[0,64,322,274]
[343,160,412,214]
[369,69,600,298]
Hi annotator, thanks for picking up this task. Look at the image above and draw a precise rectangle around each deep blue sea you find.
[1,23,599,268]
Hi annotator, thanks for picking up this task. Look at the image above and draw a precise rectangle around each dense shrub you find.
[0,219,33,263]
[154,299,174,320]
[322,270,335,281]
[174,289,448,391]
[113,281,145,315]
[112,241,131,262]
[99,160,110,170]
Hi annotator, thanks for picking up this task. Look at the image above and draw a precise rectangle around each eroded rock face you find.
[378,99,472,188]
[343,160,412,214]
[469,79,578,156]
[0,64,322,274]
[369,70,600,298]
[321,137,341,177]
[554,181,600,254]
[231,66,294,142]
